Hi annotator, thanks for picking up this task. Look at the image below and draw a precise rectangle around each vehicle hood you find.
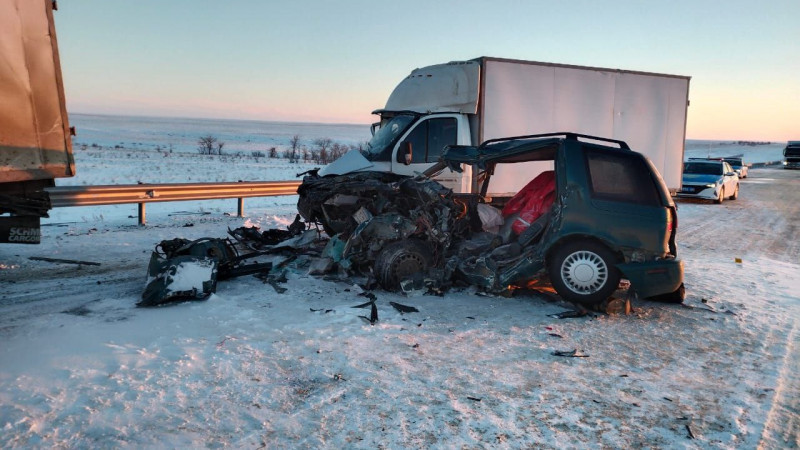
[318,150,375,177]
[682,173,721,184]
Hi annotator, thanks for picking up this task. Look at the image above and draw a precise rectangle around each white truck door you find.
[390,115,465,190]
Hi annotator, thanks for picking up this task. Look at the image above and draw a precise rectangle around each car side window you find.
[396,118,458,164]
[584,147,661,206]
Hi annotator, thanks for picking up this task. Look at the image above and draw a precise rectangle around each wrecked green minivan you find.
[298,133,684,305]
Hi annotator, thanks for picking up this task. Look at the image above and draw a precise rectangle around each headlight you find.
[704,184,715,188]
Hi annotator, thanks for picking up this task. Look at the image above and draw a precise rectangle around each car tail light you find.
[666,208,673,232]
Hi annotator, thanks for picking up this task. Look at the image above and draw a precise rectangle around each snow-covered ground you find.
[1,131,798,447]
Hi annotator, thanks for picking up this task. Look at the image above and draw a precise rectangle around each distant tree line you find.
[198,133,367,165]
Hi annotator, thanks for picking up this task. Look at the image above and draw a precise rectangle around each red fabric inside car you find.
[501,170,555,235]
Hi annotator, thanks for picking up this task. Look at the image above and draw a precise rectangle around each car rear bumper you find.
[617,258,684,298]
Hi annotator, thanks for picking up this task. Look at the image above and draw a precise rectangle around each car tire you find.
[729,184,739,200]
[548,241,621,305]
[715,187,724,204]
[374,239,433,290]
[647,283,685,304]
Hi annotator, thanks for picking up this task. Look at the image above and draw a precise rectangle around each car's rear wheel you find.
[715,187,725,204]
[374,239,433,290]
[729,184,739,200]
[548,241,620,305]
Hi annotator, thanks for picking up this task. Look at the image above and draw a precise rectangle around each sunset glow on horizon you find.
[56,0,799,141]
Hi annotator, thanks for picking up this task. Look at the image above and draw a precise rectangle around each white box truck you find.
[0,0,74,244]
[324,57,689,196]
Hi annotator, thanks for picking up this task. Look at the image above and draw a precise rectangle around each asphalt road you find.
[675,166,800,263]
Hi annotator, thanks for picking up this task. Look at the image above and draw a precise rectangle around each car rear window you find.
[584,147,662,206]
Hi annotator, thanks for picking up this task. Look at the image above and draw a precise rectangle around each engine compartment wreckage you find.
[142,133,685,307]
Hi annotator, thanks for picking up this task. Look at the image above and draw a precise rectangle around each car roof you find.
[441,132,631,171]
[685,160,724,166]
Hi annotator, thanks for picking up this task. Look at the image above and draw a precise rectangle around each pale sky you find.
[55,0,799,141]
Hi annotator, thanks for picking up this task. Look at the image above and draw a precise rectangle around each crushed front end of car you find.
[297,170,480,290]
[295,165,560,295]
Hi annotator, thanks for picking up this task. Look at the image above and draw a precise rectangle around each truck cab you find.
[361,112,473,192]
[784,141,800,169]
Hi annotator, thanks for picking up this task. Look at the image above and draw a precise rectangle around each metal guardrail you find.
[46,180,302,225]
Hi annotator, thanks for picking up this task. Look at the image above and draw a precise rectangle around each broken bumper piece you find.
[139,237,272,307]
[616,259,684,299]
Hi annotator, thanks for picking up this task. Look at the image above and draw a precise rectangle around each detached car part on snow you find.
[141,237,274,307]
[297,132,685,305]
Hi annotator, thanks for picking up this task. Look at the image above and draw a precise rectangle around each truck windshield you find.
[361,114,416,162]
[785,147,800,157]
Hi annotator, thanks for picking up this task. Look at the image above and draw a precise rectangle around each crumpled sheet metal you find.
[294,170,563,294]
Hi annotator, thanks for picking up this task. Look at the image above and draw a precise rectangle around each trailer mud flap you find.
[0,216,41,244]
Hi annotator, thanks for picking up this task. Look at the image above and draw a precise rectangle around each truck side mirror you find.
[403,141,412,165]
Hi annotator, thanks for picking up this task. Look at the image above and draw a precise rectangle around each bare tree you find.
[289,135,301,163]
[269,147,278,158]
[197,135,217,155]
[330,143,347,162]
[313,138,333,164]
[216,141,225,155]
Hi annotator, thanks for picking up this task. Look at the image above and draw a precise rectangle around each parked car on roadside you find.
[721,157,748,178]
[678,160,739,203]
[297,132,684,305]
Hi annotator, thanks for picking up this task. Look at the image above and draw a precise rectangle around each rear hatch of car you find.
[572,143,677,259]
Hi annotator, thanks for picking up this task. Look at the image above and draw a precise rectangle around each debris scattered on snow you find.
[28,256,101,266]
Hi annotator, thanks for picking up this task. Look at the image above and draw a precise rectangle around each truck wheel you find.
[648,283,685,304]
[548,241,620,305]
[715,187,724,204]
[374,240,433,290]
[729,184,739,200]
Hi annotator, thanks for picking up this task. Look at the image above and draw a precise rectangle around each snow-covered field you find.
[1,122,798,448]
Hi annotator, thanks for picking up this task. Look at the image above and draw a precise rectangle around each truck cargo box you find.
[0,0,74,184]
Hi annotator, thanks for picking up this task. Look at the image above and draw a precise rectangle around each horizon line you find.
[67,111,788,143]
[68,111,371,128]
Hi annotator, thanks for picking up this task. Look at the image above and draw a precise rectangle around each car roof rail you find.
[481,132,630,150]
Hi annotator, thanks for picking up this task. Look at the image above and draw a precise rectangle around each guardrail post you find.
[237,197,244,217]
[138,203,146,225]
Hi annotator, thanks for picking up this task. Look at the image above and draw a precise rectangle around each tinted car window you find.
[584,147,661,206]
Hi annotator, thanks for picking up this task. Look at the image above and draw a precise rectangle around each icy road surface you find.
[1,168,798,448]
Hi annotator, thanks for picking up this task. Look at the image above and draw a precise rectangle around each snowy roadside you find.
[1,168,798,448]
